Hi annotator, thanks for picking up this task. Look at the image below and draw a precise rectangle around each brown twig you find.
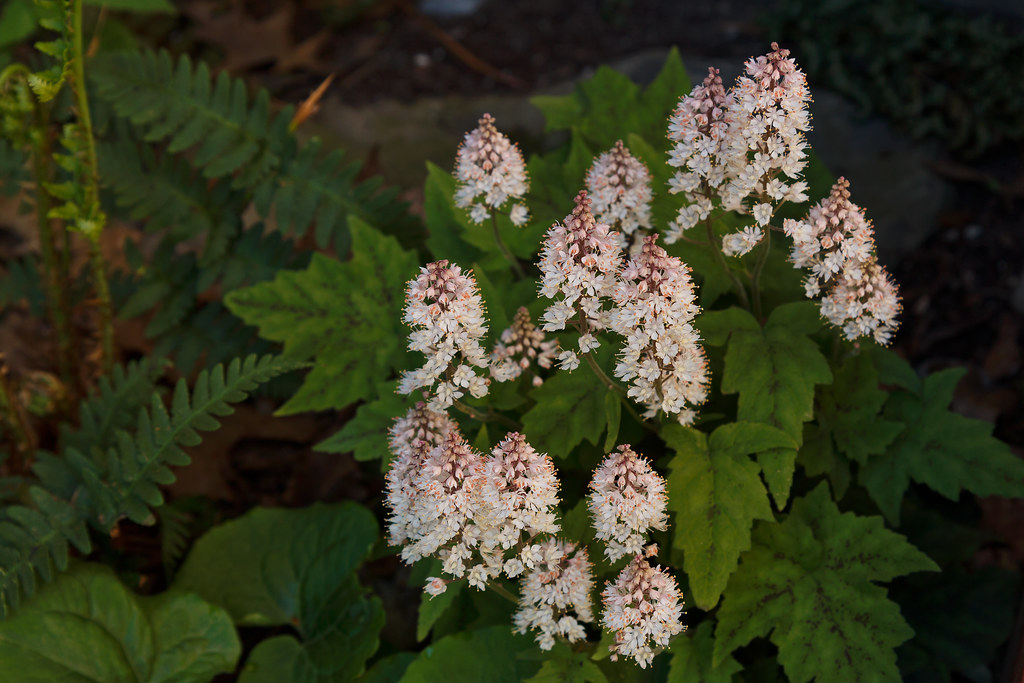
[394,0,528,90]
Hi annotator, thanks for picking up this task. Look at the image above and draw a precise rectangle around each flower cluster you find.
[385,402,458,546]
[490,307,558,385]
[665,67,733,243]
[386,426,562,591]
[784,178,900,343]
[585,140,653,237]
[601,547,685,668]
[717,42,811,255]
[398,260,489,410]
[454,113,530,226]
[395,430,483,574]
[820,258,901,344]
[609,235,708,423]
[476,433,561,578]
[513,539,596,651]
[537,191,623,369]
[588,445,668,561]
[667,45,810,256]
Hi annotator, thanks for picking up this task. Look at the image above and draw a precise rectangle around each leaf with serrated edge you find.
[226,218,416,413]
[860,367,1024,524]
[818,353,903,465]
[721,303,832,440]
[714,483,938,683]
[238,576,384,683]
[664,422,795,609]
[314,382,405,466]
[667,621,741,683]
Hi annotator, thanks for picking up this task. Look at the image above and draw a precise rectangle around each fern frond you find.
[90,49,415,251]
[59,356,169,457]
[0,356,295,618]
[73,354,298,530]
[0,486,91,618]
[252,137,407,253]
[91,51,280,183]
[26,0,72,102]
[98,137,248,269]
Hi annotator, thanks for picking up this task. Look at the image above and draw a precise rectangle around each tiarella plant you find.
[0,4,1021,680]
[226,43,1024,682]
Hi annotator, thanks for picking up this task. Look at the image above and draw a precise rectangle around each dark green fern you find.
[70,354,298,529]
[0,354,298,619]
[90,49,416,253]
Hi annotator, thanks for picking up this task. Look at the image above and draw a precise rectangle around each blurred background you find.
[1,0,1023,677]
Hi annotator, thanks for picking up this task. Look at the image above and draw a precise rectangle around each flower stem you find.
[71,0,113,373]
[581,349,656,434]
[452,398,519,430]
[704,217,751,311]
[750,223,772,321]
[491,213,525,279]
[489,581,519,604]
[29,107,76,398]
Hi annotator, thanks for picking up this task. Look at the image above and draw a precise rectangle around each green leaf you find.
[226,218,417,414]
[714,483,938,683]
[525,643,608,683]
[417,579,466,642]
[817,353,904,465]
[868,346,921,393]
[719,303,831,439]
[531,48,689,151]
[400,626,535,683]
[0,563,238,682]
[361,653,416,683]
[238,576,385,683]
[664,422,795,609]
[314,382,405,465]
[706,303,831,508]
[238,636,302,683]
[175,502,377,624]
[667,621,741,683]
[174,503,383,681]
[797,423,852,500]
[860,367,1024,524]
[521,368,609,458]
[0,0,42,48]
[142,591,242,683]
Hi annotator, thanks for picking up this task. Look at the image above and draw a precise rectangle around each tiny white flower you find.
[509,203,529,226]
[425,577,448,597]
[557,350,580,371]
[469,204,489,224]
[578,333,600,353]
